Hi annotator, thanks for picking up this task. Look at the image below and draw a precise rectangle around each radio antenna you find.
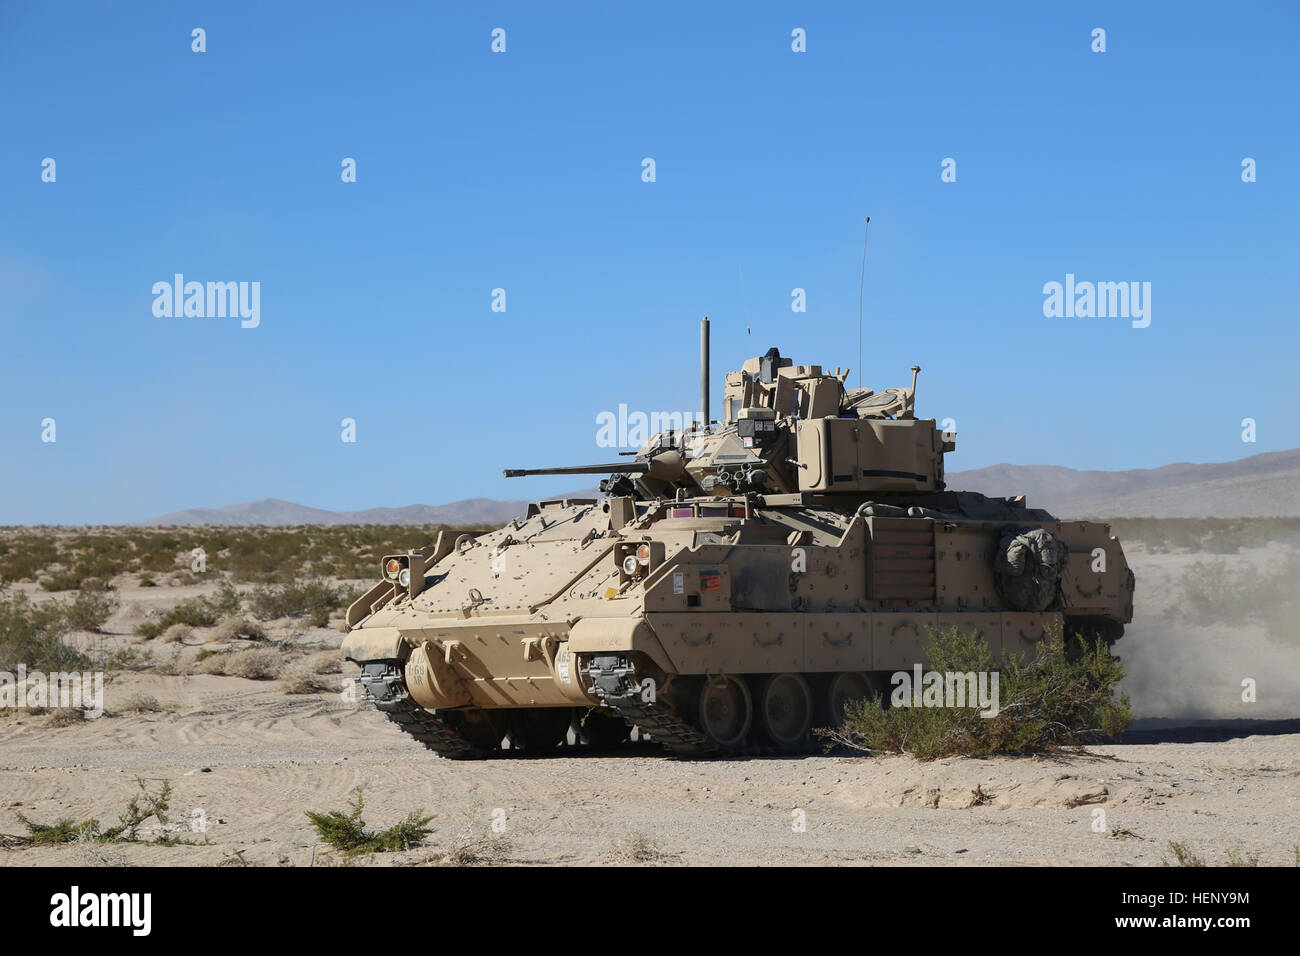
[858,216,870,389]
[739,264,752,337]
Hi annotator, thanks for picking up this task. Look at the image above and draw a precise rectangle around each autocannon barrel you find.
[503,462,651,478]
[504,450,686,481]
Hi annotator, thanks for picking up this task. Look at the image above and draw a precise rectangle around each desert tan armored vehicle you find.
[342,320,1133,757]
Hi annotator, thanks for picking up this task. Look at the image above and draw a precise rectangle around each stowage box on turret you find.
[341,322,1134,757]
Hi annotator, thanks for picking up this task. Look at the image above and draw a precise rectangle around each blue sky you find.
[2,1,1297,524]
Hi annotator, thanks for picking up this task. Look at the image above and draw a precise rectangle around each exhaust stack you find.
[699,316,710,429]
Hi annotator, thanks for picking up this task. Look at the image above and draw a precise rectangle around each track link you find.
[583,654,720,757]
[357,660,483,760]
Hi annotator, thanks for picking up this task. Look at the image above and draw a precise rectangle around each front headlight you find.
[622,555,639,575]
[398,568,411,587]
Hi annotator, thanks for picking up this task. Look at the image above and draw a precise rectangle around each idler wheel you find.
[697,675,752,751]
[758,673,814,751]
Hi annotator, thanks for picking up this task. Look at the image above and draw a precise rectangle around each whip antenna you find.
[858,216,870,389]
[739,264,752,337]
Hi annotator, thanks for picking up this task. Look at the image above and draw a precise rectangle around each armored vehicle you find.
[342,320,1133,757]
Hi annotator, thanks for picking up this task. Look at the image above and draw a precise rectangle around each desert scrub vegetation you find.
[196,647,286,680]
[134,580,242,639]
[306,787,433,856]
[0,586,97,672]
[281,651,343,694]
[0,525,482,587]
[6,779,202,847]
[249,579,353,625]
[821,625,1131,761]
[1162,841,1298,867]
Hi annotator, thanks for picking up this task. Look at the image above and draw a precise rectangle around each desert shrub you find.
[224,648,284,680]
[281,667,335,695]
[249,579,345,620]
[611,832,671,864]
[308,651,342,675]
[45,707,86,728]
[210,616,266,643]
[159,623,192,644]
[117,694,164,713]
[61,589,118,633]
[1163,841,1207,867]
[39,572,83,592]
[0,535,58,582]
[306,788,433,855]
[822,624,1131,761]
[0,588,91,672]
[206,580,243,617]
[135,594,222,638]
[195,653,230,675]
[15,779,174,845]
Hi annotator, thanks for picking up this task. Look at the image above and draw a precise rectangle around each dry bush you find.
[159,623,192,644]
[45,708,86,728]
[281,664,336,695]
[223,647,285,680]
[195,653,230,676]
[308,651,342,675]
[118,694,163,714]
[445,833,517,866]
[151,650,190,677]
[211,616,266,643]
[610,831,672,865]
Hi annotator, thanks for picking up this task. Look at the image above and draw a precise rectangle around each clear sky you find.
[2,1,1297,524]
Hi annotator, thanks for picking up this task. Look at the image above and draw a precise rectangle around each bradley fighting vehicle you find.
[341,320,1134,757]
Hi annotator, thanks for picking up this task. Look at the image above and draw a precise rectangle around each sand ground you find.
[1,547,1297,867]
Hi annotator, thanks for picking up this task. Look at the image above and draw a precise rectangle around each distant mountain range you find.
[952,448,1300,518]
[141,489,601,527]
[139,448,1300,525]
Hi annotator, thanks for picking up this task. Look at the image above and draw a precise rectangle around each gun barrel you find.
[503,462,651,478]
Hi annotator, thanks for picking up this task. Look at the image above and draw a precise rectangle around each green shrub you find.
[39,572,84,592]
[15,779,175,845]
[250,579,345,620]
[0,588,91,672]
[61,589,118,633]
[136,595,222,638]
[824,624,1131,761]
[306,788,433,855]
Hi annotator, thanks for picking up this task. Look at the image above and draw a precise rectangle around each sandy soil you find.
[1,668,1297,867]
[1,549,1297,867]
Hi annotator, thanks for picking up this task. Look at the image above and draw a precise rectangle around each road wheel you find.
[697,675,752,752]
[507,707,571,751]
[758,673,814,752]
[452,709,507,751]
[824,671,879,727]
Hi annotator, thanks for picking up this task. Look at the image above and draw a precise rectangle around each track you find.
[582,653,721,757]
[357,660,484,760]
